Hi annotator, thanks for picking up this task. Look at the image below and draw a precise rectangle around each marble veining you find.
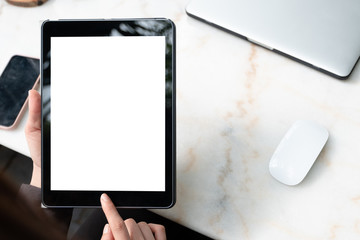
[0,0,360,239]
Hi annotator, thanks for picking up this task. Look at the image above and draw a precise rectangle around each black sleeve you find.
[18,184,73,233]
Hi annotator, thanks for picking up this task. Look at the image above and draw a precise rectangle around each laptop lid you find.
[186,0,360,79]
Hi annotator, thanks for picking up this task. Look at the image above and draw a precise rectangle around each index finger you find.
[148,224,166,240]
[101,193,130,240]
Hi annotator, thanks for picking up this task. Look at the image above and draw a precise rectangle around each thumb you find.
[25,90,42,168]
[26,90,41,133]
[101,224,115,240]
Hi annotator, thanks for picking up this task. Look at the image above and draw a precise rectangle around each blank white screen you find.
[50,36,165,191]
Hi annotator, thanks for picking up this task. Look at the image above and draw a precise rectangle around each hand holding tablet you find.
[41,19,176,208]
[26,90,42,188]
[26,90,167,238]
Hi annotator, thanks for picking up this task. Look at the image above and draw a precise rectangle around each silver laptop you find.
[186,0,360,79]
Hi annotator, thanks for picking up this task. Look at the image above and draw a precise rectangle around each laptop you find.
[186,0,360,79]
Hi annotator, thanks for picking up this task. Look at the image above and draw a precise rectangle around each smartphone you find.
[0,55,40,129]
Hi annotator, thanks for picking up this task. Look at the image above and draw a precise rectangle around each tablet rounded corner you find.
[166,198,176,209]
[163,192,176,209]
[41,202,49,209]
[162,18,176,30]
[41,20,51,30]
[41,198,50,209]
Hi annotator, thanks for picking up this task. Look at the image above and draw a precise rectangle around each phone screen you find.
[0,55,40,127]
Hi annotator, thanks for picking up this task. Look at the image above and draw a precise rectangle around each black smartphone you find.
[0,55,40,129]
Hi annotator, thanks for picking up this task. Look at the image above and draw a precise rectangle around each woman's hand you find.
[25,90,42,188]
[100,193,166,240]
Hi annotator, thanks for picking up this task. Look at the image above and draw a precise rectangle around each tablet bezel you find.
[41,19,176,208]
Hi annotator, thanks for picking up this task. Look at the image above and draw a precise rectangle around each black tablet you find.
[41,19,176,208]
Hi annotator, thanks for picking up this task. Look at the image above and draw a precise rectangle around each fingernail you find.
[101,193,110,202]
[103,224,109,234]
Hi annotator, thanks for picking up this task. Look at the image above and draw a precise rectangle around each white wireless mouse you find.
[269,120,329,186]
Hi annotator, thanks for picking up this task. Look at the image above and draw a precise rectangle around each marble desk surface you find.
[1,0,360,239]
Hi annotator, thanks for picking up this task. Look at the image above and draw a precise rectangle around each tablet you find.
[41,19,176,208]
